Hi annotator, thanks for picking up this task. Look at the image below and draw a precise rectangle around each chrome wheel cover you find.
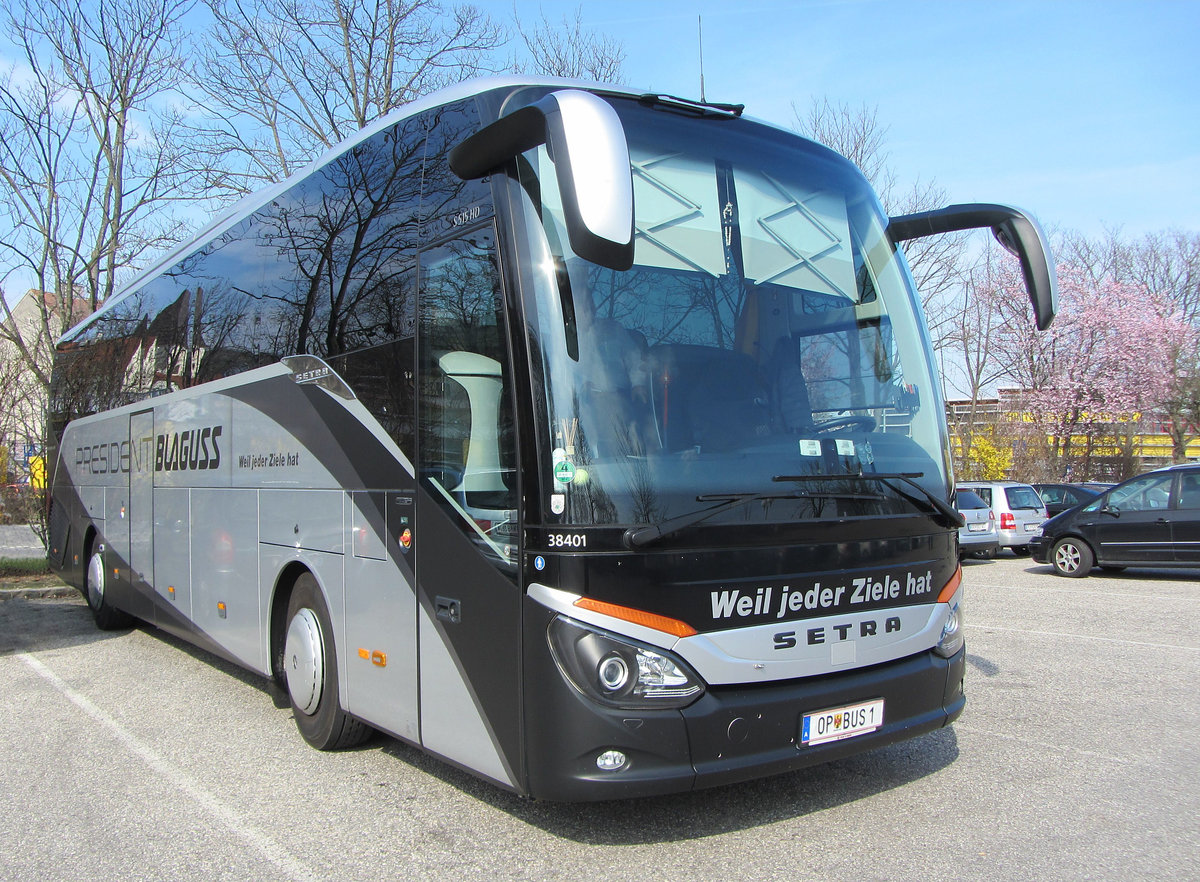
[284,608,324,715]
[87,551,106,609]
[1054,542,1081,574]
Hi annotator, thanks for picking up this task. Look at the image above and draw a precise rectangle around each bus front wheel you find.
[283,573,371,750]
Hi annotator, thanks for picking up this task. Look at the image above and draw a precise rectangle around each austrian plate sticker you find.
[798,439,821,456]
[801,698,884,746]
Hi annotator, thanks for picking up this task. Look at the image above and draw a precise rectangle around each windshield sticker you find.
[553,460,577,485]
[550,494,565,515]
[835,438,856,457]
[799,439,821,456]
[857,440,875,465]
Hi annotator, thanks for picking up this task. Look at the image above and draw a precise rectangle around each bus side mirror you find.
[887,203,1058,331]
[450,89,635,271]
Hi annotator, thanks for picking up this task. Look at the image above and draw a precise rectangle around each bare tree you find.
[186,0,505,200]
[0,0,193,408]
[792,97,969,350]
[509,4,625,82]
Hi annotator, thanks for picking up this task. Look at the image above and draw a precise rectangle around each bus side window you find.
[418,227,518,571]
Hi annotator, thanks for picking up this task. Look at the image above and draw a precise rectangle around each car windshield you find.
[514,96,949,528]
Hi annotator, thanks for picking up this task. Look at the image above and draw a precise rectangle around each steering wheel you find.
[814,415,877,434]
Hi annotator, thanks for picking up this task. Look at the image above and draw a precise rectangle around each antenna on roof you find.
[698,15,706,103]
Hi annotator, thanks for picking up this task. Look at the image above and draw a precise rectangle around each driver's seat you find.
[768,337,816,433]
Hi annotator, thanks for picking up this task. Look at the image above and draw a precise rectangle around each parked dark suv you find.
[1031,464,1200,576]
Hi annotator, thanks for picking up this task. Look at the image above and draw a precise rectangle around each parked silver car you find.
[956,488,999,559]
[956,481,1048,555]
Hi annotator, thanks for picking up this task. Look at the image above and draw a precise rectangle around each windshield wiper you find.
[637,93,745,117]
[622,488,881,549]
[772,472,965,528]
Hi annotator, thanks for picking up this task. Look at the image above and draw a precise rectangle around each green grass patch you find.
[0,557,51,578]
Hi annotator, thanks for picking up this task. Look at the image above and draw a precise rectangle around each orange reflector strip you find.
[358,648,369,659]
[573,597,697,638]
[937,566,963,604]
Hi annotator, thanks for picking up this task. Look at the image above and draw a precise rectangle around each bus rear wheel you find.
[283,573,371,750]
[85,542,133,630]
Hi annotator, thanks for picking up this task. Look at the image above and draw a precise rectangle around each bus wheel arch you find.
[83,527,132,630]
[269,562,310,688]
[274,567,371,750]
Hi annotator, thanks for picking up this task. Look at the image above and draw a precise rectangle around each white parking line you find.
[967,580,1200,604]
[953,723,1135,766]
[969,623,1200,652]
[17,652,317,882]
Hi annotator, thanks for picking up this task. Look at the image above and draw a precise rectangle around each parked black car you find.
[1031,483,1102,517]
[1031,465,1200,576]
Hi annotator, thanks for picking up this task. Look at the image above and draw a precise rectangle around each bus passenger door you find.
[415,226,524,790]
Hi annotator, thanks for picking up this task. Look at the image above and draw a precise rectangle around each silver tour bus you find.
[46,77,1055,800]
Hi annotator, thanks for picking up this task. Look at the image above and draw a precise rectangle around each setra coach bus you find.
[46,77,1056,801]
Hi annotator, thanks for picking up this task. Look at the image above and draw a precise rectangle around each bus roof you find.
[61,75,812,346]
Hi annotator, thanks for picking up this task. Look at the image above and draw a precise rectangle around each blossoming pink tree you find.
[977,259,1195,476]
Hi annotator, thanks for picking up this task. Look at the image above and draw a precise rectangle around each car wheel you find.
[284,573,372,750]
[85,542,133,630]
[1051,537,1094,578]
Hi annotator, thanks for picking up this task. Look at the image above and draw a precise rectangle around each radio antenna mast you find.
[698,15,706,102]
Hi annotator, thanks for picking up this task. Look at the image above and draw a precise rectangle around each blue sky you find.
[493,0,1200,239]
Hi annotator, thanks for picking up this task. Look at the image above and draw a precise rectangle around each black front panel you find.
[528,524,955,634]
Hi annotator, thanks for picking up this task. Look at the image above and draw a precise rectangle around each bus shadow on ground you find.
[379,726,960,843]
[0,593,116,657]
[150,618,964,841]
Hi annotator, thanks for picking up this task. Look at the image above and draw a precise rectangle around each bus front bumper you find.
[524,645,965,801]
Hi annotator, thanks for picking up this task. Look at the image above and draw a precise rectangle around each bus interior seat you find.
[650,344,771,452]
[583,318,654,456]
[767,336,816,433]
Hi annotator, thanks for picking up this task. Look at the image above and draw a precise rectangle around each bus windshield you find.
[515,98,949,530]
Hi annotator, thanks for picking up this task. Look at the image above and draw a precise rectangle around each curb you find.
[0,586,79,601]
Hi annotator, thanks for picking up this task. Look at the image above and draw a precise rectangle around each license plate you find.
[801,698,884,746]
[967,522,987,532]
[1024,524,1041,533]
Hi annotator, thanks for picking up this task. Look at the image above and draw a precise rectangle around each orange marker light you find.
[573,597,697,638]
[937,566,963,604]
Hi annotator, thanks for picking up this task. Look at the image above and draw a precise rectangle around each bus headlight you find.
[934,601,964,658]
[548,616,704,709]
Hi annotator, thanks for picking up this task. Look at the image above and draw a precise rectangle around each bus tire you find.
[1051,537,1094,578]
[85,541,133,630]
[283,573,372,750]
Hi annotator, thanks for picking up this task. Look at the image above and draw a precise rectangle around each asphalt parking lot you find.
[2,555,1197,881]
